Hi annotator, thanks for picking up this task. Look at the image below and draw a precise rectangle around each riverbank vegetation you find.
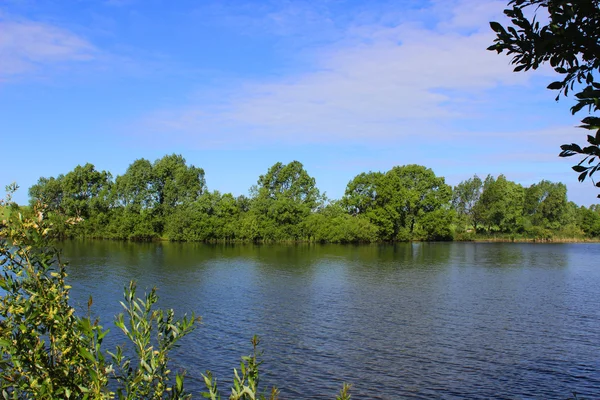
[23,155,600,243]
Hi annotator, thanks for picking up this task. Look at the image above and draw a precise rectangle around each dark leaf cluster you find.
[489,0,600,196]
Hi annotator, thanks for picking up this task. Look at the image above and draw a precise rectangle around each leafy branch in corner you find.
[488,0,600,196]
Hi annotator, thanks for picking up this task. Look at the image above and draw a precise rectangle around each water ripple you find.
[61,242,600,399]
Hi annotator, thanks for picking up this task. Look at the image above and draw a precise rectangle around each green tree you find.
[488,0,600,195]
[576,204,600,236]
[115,158,156,212]
[61,163,113,220]
[112,155,206,238]
[473,175,524,233]
[388,165,453,239]
[153,154,206,210]
[109,159,160,240]
[342,171,403,240]
[164,191,242,242]
[249,161,324,241]
[28,164,113,238]
[28,175,65,213]
[452,175,483,231]
[524,180,568,230]
[342,172,384,216]
[342,165,453,241]
[254,161,322,210]
[28,175,71,238]
[303,201,378,243]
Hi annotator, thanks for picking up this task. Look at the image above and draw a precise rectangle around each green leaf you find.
[571,101,586,114]
[572,165,587,173]
[176,373,183,392]
[489,21,506,33]
[78,347,96,362]
[547,81,563,90]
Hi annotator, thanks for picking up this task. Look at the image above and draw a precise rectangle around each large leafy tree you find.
[389,165,453,237]
[62,164,113,220]
[153,154,206,210]
[473,175,525,233]
[452,175,483,231]
[524,180,568,230]
[342,165,453,240]
[28,175,65,213]
[115,158,155,211]
[342,171,405,240]
[254,161,322,211]
[249,161,323,240]
[488,0,600,195]
[342,171,402,240]
[29,164,112,220]
[342,172,384,216]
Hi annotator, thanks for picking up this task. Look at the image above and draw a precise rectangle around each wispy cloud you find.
[133,0,553,148]
[0,15,98,82]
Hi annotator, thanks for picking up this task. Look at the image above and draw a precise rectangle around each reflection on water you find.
[60,241,600,399]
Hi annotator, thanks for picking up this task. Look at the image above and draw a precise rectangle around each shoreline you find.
[53,236,600,244]
[467,237,600,243]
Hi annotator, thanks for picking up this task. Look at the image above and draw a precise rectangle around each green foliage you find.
[303,202,378,243]
[414,208,455,241]
[489,0,600,195]
[110,282,197,399]
[388,165,454,239]
[105,208,158,241]
[247,161,325,241]
[29,176,65,213]
[24,156,600,242]
[115,158,155,212]
[576,205,600,236]
[452,175,483,231]
[201,336,279,400]
[0,189,197,399]
[61,163,113,220]
[524,180,568,230]
[342,172,383,216]
[0,192,113,399]
[472,175,524,233]
[342,165,454,241]
[153,154,206,211]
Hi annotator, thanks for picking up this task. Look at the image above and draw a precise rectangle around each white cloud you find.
[132,0,559,148]
[0,17,97,81]
[434,0,508,30]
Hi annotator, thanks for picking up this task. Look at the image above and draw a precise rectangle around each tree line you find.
[26,154,600,242]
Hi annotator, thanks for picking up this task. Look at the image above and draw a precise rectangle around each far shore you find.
[467,237,600,243]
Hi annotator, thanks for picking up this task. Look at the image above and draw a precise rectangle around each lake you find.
[60,241,600,399]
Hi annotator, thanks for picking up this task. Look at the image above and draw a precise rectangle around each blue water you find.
[62,242,600,399]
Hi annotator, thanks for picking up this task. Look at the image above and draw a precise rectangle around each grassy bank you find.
[455,232,600,243]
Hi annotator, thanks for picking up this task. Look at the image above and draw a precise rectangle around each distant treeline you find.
[23,154,600,242]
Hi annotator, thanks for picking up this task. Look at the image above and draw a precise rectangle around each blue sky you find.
[0,0,596,206]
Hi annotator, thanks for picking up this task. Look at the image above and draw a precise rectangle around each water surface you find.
[61,242,600,399]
